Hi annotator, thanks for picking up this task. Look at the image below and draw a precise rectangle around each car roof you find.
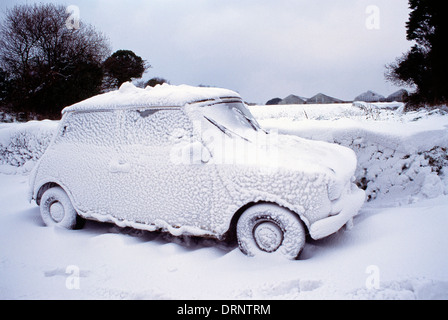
[62,82,242,114]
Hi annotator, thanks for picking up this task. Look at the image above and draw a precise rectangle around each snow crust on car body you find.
[62,82,241,113]
[30,82,365,241]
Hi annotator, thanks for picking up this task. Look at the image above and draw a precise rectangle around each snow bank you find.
[0,120,58,174]
[251,103,448,204]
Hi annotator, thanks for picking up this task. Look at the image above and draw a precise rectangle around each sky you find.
[1,0,412,104]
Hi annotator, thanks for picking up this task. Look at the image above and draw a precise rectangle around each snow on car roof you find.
[62,82,241,114]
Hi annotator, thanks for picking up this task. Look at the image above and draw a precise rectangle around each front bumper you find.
[309,184,365,240]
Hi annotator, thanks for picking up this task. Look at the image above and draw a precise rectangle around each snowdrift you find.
[251,102,448,204]
[0,121,58,174]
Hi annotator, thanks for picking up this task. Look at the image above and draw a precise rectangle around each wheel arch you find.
[224,200,308,242]
[36,182,61,205]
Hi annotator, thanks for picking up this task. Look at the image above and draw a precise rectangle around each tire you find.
[236,203,306,260]
[40,186,85,229]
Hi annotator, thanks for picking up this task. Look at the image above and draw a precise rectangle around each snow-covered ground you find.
[1,102,448,300]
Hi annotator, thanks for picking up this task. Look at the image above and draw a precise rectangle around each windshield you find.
[202,101,262,139]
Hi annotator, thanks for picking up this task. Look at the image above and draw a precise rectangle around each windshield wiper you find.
[204,116,232,138]
[204,116,249,142]
[246,117,260,131]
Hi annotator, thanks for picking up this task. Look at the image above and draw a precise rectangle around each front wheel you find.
[236,203,306,260]
[40,186,85,229]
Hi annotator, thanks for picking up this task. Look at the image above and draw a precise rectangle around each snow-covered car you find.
[29,83,365,259]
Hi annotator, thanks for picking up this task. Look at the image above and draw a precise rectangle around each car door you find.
[108,107,224,234]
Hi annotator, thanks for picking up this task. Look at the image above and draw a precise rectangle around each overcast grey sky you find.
[1,0,412,104]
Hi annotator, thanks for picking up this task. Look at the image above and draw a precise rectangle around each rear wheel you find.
[236,203,306,260]
[40,186,85,229]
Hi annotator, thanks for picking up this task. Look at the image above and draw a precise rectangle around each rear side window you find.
[56,111,116,147]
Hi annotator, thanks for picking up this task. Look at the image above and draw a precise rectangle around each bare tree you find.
[0,3,111,118]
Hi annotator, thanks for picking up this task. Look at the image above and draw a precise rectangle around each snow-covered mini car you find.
[29,83,365,259]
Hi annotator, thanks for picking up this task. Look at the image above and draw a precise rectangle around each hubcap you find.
[49,201,65,222]
[253,221,283,253]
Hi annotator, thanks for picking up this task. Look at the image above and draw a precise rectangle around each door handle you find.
[108,159,130,173]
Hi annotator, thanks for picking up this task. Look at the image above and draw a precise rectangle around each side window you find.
[56,111,116,147]
[120,108,194,146]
